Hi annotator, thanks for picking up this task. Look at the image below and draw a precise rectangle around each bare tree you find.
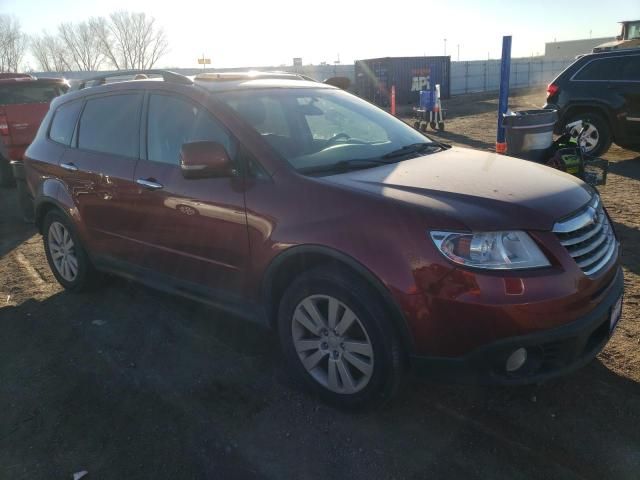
[98,11,169,70]
[30,32,73,72]
[0,15,27,72]
[57,20,105,71]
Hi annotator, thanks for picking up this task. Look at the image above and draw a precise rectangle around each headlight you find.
[430,231,550,270]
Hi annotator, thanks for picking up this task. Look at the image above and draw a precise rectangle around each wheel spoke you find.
[50,223,63,244]
[295,339,321,353]
[302,349,327,371]
[327,359,339,391]
[67,257,78,276]
[301,298,327,331]
[294,309,321,336]
[343,341,373,358]
[343,351,372,376]
[336,358,356,393]
[327,297,339,329]
[51,249,64,260]
[335,309,356,336]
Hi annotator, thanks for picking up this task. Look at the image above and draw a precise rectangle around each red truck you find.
[0,73,68,188]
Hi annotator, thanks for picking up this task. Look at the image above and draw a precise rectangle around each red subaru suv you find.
[23,70,623,407]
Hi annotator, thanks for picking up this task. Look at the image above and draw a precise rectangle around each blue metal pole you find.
[496,35,512,154]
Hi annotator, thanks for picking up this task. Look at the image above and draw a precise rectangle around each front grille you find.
[553,196,617,276]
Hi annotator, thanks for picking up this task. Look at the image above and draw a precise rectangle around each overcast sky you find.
[3,0,639,68]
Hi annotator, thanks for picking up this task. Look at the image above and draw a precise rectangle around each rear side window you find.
[0,83,67,105]
[574,57,638,81]
[147,94,235,165]
[78,94,143,158]
[49,101,82,146]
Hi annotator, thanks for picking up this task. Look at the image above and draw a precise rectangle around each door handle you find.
[136,178,164,190]
[60,162,78,172]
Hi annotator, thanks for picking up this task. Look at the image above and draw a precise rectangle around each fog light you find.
[505,348,527,372]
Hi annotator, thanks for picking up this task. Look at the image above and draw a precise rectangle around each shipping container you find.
[355,56,451,107]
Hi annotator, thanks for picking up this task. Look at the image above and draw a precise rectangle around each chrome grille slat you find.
[576,234,614,268]
[566,222,610,257]
[553,196,617,277]
[558,219,604,246]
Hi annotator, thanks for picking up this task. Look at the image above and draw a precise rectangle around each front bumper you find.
[410,267,624,385]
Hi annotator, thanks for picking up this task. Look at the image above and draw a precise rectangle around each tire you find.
[277,266,404,409]
[429,121,437,130]
[567,112,612,157]
[420,122,427,133]
[413,121,420,130]
[437,122,445,131]
[42,210,100,292]
[0,157,15,188]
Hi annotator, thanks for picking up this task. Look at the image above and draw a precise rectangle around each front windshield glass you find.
[220,88,433,173]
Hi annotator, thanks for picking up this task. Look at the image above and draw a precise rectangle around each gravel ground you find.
[1,87,639,479]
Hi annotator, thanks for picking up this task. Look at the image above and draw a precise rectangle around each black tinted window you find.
[147,94,234,165]
[0,83,67,105]
[78,94,142,157]
[49,101,82,146]
[619,56,640,81]
[574,57,638,81]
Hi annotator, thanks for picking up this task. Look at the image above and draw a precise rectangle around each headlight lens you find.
[430,230,550,270]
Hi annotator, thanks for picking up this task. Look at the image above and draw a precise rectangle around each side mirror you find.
[324,76,351,90]
[616,35,623,41]
[180,141,233,179]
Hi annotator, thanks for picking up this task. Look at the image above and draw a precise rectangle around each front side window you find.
[220,88,434,174]
[147,94,235,165]
[78,94,143,158]
[49,101,82,146]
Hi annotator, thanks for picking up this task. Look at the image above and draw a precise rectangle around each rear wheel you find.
[43,210,100,292]
[278,266,403,408]
[567,112,611,157]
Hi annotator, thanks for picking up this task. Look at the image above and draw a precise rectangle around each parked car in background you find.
[544,48,640,157]
[24,70,623,407]
[0,74,68,187]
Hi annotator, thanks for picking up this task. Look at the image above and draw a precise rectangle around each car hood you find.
[324,147,594,231]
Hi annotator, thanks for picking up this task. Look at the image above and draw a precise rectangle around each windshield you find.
[220,88,434,173]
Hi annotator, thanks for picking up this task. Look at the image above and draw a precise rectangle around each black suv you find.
[545,48,640,156]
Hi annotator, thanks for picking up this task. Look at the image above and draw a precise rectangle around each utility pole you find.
[457,44,460,61]
[444,38,447,56]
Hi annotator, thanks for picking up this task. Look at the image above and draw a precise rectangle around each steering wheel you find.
[324,133,351,147]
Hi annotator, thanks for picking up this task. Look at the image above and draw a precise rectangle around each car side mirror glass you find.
[180,141,233,179]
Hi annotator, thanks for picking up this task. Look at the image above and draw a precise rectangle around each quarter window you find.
[49,101,82,146]
[147,94,235,165]
[78,94,143,157]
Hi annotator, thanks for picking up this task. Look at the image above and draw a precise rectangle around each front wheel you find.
[278,266,404,408]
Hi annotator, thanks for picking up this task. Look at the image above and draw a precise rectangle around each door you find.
[612,55,640,139]
[129,92,249,295]
[60,92,143,260]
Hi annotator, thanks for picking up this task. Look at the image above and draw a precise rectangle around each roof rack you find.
[193,71,308,82]
[69,69,193,91]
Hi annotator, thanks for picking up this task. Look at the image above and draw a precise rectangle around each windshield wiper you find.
[299,158,394,175]
[382,142,449,159]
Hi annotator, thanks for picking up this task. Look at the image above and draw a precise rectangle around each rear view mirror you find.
[180,141,233,179]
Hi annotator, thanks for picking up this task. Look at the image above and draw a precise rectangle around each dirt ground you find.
[1,88,639,480]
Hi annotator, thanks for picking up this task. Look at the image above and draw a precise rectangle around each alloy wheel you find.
[292,294,375,394]
[570,122,599,154]
[47,221,78,282]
